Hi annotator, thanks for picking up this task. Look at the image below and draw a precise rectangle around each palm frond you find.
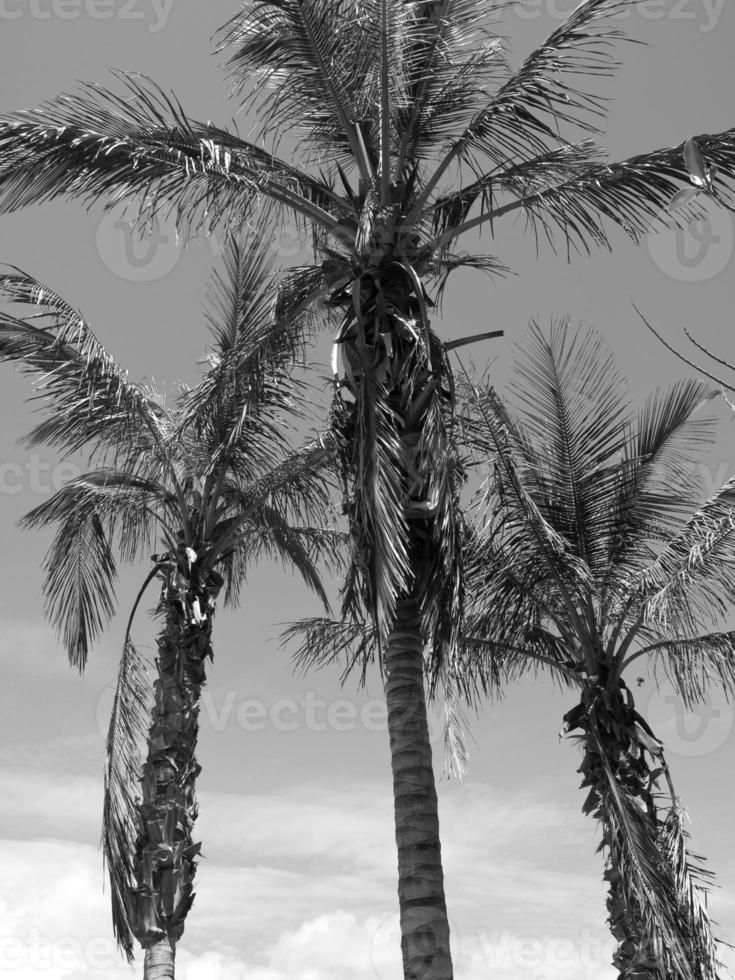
[631,631,735,711]
[0,267,167,458]
[461,373,594,610]
[21,469,169,564]
[461,0,641,155]
[233,503,332,610]
[430,139,606,233]
[507,318,630,577]
[601,379,719,612]
[416,0,641,209]
[282,614,378,686]
[433,131,735,255]
[39,505,118,669]
[411,363,466,689]
[216,0,379,173]
[335,372,412,643]
[102,636,152,959]
[659,800,722,976]
[0,73,343,235]
[636,473,735,633]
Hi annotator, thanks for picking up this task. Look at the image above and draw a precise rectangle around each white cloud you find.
[0,765,731,980]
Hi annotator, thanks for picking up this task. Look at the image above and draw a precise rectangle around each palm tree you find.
[461,318,735,980]
[0,240,340,979]
[1,3,735,974]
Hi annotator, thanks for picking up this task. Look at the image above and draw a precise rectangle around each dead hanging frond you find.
[102,635,154,959]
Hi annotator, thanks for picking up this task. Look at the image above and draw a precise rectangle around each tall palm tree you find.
[461,318,735,980]
[1,3,735,975]
[0,240,340,979]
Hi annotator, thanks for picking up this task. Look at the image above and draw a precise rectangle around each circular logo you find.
[646,205,734,282]
[370,911,458,980]
[96,206,183,282]
[643,680,734,758]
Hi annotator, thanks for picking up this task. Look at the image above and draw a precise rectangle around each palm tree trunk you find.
[143,936,176,979]
[335,258,457,979]
[385,595,453,980]
[567,674,716,979]
[129,567,212,978]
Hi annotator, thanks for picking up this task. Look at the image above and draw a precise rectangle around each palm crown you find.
[461,319,735,979]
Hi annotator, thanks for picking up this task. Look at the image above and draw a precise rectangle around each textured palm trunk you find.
[336,252,456,980]
[128,564,213,979]
[566,672,715,979]
[385,596,453,980]
[574,678,660,977]
[143,936,176,978]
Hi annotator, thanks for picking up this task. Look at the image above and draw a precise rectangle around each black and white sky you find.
[0,2,734,977]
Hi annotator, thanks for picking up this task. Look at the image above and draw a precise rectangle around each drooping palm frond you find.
[631,631,735,711]
[102,635,153,959]
[659,801,721,975]
[282,614,378,686]
[21,469,171,564]
[0,267,168,459]
[229,503,332,610]
[39,505,118,669]
[0,74,345,235]
[410,369,466,691]
[586,718,721,980]
[199,436,340,610]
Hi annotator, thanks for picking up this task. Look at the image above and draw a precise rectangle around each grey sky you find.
[1,2,734,977]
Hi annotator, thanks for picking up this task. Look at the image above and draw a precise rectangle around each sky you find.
[1,1,735,978]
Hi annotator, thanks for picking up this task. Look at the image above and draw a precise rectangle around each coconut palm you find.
[0,240,340,978]
[2,3,735,975]
[461,318,735,980]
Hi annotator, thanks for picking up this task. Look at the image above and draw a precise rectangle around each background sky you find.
[1,2,735,978]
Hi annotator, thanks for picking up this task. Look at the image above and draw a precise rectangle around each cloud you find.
[1,765,731,980]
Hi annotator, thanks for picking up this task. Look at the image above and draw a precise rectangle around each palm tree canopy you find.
[0,1,733,288]
[0,233,340,673]
[461,317,735,710]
